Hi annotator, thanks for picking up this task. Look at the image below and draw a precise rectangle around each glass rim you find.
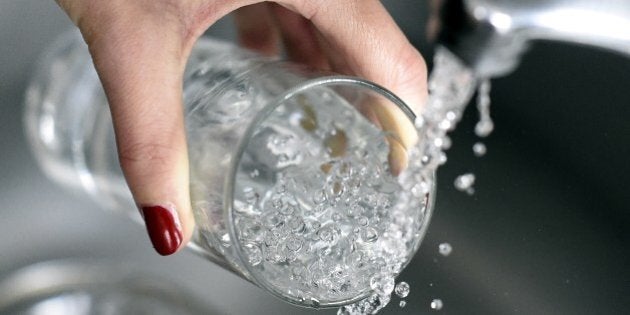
[224,75,431,308]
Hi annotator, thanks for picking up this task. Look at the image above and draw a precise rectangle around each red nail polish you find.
[140,205,183,256]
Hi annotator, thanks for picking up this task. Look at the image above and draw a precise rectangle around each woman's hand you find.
[55,0,428,256]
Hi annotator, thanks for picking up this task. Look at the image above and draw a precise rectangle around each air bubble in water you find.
[317,225,340,244]
[438,243,452,256]
[313,189,327,204]
[394,281,410,298]
[473,142,487,157]
[430,298,443,310]
[454,173,475,195]
[360,227,379,243]
[288,217,305,233]
[286,236,303,252]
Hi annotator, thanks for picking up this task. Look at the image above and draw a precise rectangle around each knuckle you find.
[118,141,176,171]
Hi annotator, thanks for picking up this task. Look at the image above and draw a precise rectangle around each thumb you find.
[81,12,195,256]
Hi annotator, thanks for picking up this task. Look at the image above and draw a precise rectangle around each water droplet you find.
[454,173,475,195]
[394,281,410,298]
[475,79,493,137]
[473,142,487,157]
[439,243,452,256]
[399,300,407,308]
[475,119,494,137]
[430,298,443,310]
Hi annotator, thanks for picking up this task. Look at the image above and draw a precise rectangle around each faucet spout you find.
[437,0,630,78]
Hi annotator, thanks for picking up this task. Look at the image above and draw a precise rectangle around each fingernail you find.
[139,205,183,256]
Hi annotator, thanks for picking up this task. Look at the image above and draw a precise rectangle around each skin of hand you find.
[55,0,428,256]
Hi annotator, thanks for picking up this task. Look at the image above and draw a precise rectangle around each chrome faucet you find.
[435,0,630,78]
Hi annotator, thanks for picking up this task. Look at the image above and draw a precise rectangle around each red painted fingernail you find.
[140,205,183,256]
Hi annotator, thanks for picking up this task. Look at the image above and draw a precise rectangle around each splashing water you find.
[337,47,478,313]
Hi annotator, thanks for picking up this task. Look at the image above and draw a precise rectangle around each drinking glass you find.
[24,30,434,307]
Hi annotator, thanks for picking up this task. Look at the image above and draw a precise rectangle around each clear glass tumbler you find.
[24,30,434,308]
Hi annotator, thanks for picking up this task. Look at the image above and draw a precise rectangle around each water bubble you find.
[370,274,395,296]
[318,225,340,244]
[454,173,475,195]
[275,183,287,194]
[327,181,345,200]
[271,198,284,210]
[347,204,363,218]
[219,233,231,247]
[264,230,280,246]
[243,186,258,205]
[287,217,305,233]
[279,203,297,216]
[244,243,262,266]
[473,142,487,157]
[394,281,410,298]
[360,227,379,243]
[331,212,342,222]
[357,216,369,226]
[263,212,283,229]
[430,298,443,310]
[439,243,453,256]
[312,189,327,204]
[399,300,407,308]
[286,236,303,252]
[249,169,260,178]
